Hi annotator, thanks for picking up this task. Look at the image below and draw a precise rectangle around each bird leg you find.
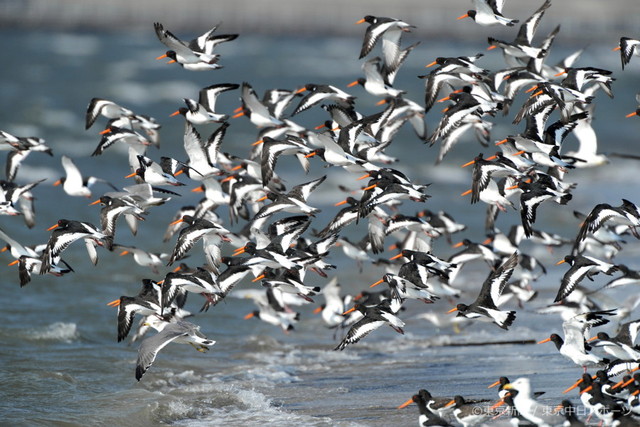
[189,342,209,352]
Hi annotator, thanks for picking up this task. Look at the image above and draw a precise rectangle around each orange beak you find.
[119,250,129,256]
[397,397,414,409]
[356,173,371,181]
[487,380,501,389]
[446,307,458,314]
[107,298,121,307]
[156,54,168,60]
[125,172,137,178]
[232,111,245,119]
[556,259,566,265]
[626,111,638,118]
[334,199,348,206]
[563,379,583,394]
[89,199,102,206]
[537,337,552,344]
[389,253,403,261]
[47,223,60,231]
[456,13,469,20]
[251,274,265,283]
[355,18,366,24]
[460,189,472,196]
[461,159,476,168]
[169,218,184,226]
[170,110,181,117]
[8,259,19,266]
[579,385,593,395]
[620,377,637,389]
[244,312,255,320]
[369,278,385,288]
[347,80,359,87]
[312,306,323,314]
[343,306,356,315]
[495,138,508,145]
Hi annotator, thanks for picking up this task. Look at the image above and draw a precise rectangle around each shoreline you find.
[1,0,637,42]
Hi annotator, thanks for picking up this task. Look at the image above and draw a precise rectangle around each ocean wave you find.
[24,322,79,342]
[139,371,341,426]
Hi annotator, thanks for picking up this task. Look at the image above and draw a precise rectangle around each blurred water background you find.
[0,1,639,425]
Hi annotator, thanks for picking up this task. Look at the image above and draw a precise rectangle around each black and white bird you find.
[538,309,615,370]
[397,389,453,426]
[447,252,518,329]
[457,0,520,26]
[554,254,619,302]
[291,84,355,116]
[153,22,236,71]
[334,301,405,350]
[356,15,415,77]
[107,279,162,342]
[171,83,239,124]
[590,319,640,361]
[575,199,640,244]
[85,98,134,130]
[39,219,106,274]
[166,215,230,271]
[614,37,640,70]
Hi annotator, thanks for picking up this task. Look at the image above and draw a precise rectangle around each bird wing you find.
[555,263,593,302]
[198,83,239,112]
[153,22,192,56]
[335,318,385,350]
[477,252,518,307]
[136,327,187,380]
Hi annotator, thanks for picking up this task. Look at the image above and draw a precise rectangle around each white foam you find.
[25,322,79,342]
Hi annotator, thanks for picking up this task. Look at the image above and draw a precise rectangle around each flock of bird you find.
[3,0,640,424]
